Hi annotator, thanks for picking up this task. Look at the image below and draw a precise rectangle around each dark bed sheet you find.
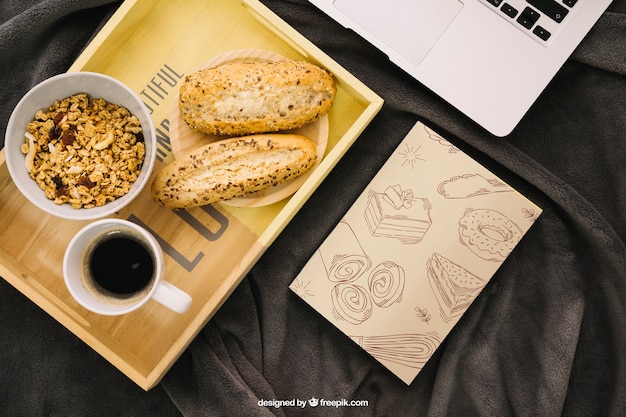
[1,1,625,416]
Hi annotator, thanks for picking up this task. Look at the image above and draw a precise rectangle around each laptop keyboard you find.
[478,0,581,45]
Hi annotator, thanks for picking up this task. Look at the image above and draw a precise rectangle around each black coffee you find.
[84,230,155,302]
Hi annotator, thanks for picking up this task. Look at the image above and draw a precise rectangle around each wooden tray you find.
[0,0,382,390]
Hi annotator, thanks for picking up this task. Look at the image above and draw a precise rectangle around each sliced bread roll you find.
[152,134,317,209]
[179,60,336,136]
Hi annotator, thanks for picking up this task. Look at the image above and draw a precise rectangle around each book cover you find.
[290,122,542,384]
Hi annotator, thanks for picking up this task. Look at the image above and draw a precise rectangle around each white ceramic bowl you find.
[4,72,156,220]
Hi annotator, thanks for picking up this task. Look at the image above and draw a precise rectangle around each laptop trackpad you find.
[333,0,463,65]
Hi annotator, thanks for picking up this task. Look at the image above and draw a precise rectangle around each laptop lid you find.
[309,0,613,136]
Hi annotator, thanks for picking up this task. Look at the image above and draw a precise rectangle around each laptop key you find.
[533,25,551,41]
[501,3,518,18]
[526,0,568,23]
[562,0,578,7]
[517,7,540,29]
[486,0,504,5]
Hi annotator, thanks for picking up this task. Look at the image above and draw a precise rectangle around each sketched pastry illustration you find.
[458,208,523,262]
[290,122,543,385]
[438,174,513,199]
[368,261,405,308]
[331,283,373,325]
[364,185,432,244]
[426,252,487,322]
[318,221,371,282]
[319,221,406,325]
[350,333,442,370]
[330,260,407,324]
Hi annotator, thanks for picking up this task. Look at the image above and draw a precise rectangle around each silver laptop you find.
[309,0,612,136]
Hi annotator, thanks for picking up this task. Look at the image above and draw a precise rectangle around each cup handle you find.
[151,280,192,314]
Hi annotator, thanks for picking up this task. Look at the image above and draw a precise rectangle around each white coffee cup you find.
[63,219,192,315]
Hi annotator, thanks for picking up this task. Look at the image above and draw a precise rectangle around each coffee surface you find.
[82,228,156,304]
[90,235,154,293]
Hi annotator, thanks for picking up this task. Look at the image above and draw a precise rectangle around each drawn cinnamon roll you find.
[368,261,405,308]
[331,283,373,325]
[319,221,371,282]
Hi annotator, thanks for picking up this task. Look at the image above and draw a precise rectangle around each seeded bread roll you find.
[152,134,317,209]
[179,60,336,136]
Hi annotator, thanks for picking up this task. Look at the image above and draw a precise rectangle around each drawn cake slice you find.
[426,252,486,321]
[364,185,432,244]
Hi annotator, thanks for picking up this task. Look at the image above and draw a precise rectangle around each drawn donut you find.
[458,208,522,262]
[331,283,373,325]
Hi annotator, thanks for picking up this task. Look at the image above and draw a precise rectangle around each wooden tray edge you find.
[4,0,384,390]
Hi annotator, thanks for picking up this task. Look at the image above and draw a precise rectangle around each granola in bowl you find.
[22,93,145,209]
[5,71,156,220]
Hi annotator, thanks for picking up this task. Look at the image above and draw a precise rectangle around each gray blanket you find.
[1,1,625,416]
